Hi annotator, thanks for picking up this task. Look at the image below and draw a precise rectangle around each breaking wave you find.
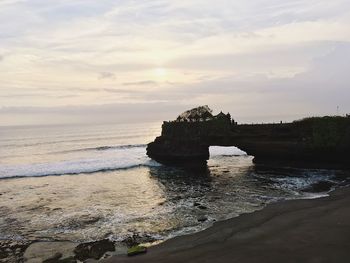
[55,144,147,154]
[0,145,160,179]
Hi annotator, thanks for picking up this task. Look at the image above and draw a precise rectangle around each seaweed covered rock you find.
[127,245,147,257]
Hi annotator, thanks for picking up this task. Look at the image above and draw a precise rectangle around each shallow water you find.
[0,123,349,243]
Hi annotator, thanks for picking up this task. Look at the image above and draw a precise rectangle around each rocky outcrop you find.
[147,136,209,168]
[147,114,232,168]
[147,108,350,168]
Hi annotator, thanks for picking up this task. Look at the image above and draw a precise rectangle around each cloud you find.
[0,93,41,98]
[0,102,192,126]
[98,71,116,80]
[102,88,135,93]
[122,80,158,86]
[1,0,350,125]
[128,42,350,121]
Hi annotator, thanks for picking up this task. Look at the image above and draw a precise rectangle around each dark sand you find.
[104,186,350,263]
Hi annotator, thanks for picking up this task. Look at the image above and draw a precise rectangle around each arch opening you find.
[209,146,247,158]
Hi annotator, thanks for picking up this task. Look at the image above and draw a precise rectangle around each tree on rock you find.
[176,105,214,122]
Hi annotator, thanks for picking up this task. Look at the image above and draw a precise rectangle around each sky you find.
[0,0,350,126]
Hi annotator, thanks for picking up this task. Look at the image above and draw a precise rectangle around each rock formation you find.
[147,106,350,168]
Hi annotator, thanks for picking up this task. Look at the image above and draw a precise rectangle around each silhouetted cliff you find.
[147,110,350,168]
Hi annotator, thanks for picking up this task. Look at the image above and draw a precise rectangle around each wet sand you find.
[104,186,350,263]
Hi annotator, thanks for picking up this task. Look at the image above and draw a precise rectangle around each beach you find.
[104,185,350,263]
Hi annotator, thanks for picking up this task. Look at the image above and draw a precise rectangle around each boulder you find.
[74,239,115,261]
[23,242,77,263]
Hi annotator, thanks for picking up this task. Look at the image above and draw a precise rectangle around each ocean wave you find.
[0,133,153,148]
[0,144,147,160]
[252,169,338,194]
[0,146,160,179]
[56,144,147,154]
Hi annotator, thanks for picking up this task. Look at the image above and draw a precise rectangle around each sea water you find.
[0,122,348,243]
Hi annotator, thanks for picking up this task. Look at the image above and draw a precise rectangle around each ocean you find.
[0,122,349,244]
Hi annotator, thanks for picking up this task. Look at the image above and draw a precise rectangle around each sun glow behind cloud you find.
[0,0,350,125]
[153,67,167,80]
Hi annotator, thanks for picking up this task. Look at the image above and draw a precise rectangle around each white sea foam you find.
[209,146,247,157]
[0,146,160,179]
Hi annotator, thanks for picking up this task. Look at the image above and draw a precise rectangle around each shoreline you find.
[1,185,349,262]
[104,185,350,263]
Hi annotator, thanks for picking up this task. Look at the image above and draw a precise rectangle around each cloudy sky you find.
[0,0,350,126]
